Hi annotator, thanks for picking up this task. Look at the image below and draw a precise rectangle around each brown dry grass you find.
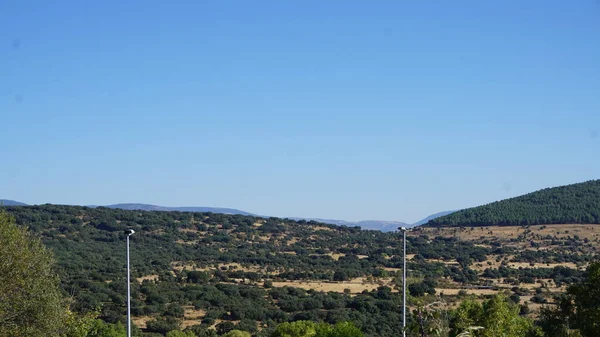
[136,274,159,283]
[178,228,201,233]
[171,261,263,272]
[507,261,579,269]
[328,253,345,261]
[435,288,499,296]
[176,239,198,245]
[384,267,402,272]
[312,226,334,232]
[411,224,596,308]
[417,224,599,244]
[415,224,600,256]
[181,306,206,328]
[271,278,395,294]
[132,315,154,329]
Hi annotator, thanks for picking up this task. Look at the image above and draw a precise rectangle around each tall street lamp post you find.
[125,229,135,337]
[399,227,407,337]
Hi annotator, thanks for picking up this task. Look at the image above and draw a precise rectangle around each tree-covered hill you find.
[0,204,493,337]
[103,203,254,215]
[426,180,600,227]
[2,204,596,336]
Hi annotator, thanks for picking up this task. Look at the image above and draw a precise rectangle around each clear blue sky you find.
[1,1,599,223]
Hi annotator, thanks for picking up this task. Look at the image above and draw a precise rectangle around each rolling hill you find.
[289,217,409,231]
[5,200,413,231]
[426,179,600,227]
[103,203,255,216]
[0,204,487,336]
[0,199,27,206]
[2,201,597,336]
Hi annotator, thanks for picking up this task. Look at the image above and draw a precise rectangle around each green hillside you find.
[2,204,596,336]
[1,205,491,337]
[426,180,600,227]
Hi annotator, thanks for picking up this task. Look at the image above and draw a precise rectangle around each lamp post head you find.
[398,227,407,232]
[125,229,135,236]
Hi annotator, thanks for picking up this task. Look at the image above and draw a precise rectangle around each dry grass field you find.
[162,222,597,318]
[181,306,206,328]
[413,224,600,254]
[136,274,159,283]
[406,224,599,310]
[132,305,207,329]
[132,315,154,329]
[435,288,498,296]
[170,261,265,273]
[409,224,600,246]
[271,277,396,294]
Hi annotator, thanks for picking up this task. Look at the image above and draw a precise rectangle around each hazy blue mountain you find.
[102,206,408,231]
[0,199,28,206]
[288,217,409,232]
[4,198,419,232]
[103,203,254,216]
[352,220,410,231]
[412,210,456,227]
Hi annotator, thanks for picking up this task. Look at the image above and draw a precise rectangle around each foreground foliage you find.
[450,295,542,337]
[539,262,600,337]
[0,211,66,336]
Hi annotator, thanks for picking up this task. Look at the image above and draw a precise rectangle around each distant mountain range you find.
[0,199,28,206]
[7,179,599,230]
[1,200,452,231]
[411,210,456,226]
[100,203,254,216]
[288,218,410,232]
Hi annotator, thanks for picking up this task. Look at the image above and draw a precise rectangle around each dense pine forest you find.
[427,180,600,227]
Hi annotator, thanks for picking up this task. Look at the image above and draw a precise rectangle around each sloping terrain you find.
[0,205,493,335]
[426,180,600,227]
[3,203,597,335]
